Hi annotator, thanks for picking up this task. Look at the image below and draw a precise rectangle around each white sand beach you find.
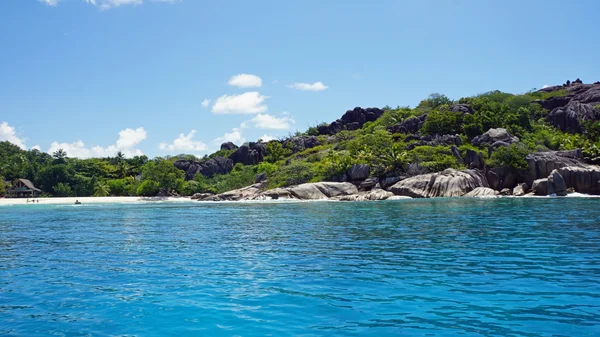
[0,196,193,206]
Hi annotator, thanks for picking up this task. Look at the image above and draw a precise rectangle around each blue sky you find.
[1,0,599,158]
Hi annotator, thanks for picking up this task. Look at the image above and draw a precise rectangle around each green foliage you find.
[417,93,452,111]
[367,107,413,130]
[408,146,464,172]
[140,159,184,194]
[53,182,75,197]
[194,163,257,194]
[256,162,278,176]
[265,142,291,163]
[209,149,236,159]
[488,144,530,170]
[136,180,160,196]
[421,107,464,135]
[269,161,322,187]
[0,177,5,196]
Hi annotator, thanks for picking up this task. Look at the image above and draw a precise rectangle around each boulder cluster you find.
[317,107,384,135]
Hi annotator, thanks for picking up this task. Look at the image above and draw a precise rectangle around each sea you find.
[1,198,599,336]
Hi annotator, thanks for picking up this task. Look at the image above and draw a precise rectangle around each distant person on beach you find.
[75,200,81,205]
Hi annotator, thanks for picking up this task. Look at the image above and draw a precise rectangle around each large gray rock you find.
[547,101,600,133]
[464,187,499,197]
[347,164,370,181]
[513,183,529,196]
[260,188,293,200]
[289,182,358,200]
[213,183,265,201]
[388,114,427,134]
[389,169,488,198]
[282,136,320,153]
[547,169,568,196]
[220,142,238,151]
[556,166,600,195]
[363,189,395,200]
[229,142,267,165]
[191,192,214,200]
[318,107,384,135]
[358,177,378,191]
[472,128,519,147]
[525,149,585,186]
[449,104,474,115]
[532,179,548,196]
[464,149,484,169]
[174,156,234,180]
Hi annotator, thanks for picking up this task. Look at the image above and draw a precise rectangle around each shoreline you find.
[0,196,193,206]
[1,192,599,207]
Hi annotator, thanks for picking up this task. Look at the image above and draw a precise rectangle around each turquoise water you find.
[1,199,599,336]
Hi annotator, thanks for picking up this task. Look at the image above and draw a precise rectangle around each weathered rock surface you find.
[547,101,600,134]
[282,136,320,153]
[547,169,568,196]
[464,187,499,197]
[174,156,234,180]
[532,179,548,196]
[487,167,521,191]
[472,128,519,147]
[380,176,403,190]
[449,104,474,115]
[255,172,267,183]
[212,183,266,201]
[556,166,600,195]
[318,107,384,135]
[389,169,488,198]
[191,192,214,200]
[289,182,358,200]
[525,149,585,185]
[358,177,378,191]
[464,149,484,169]
[513,183,529,196]
[220,142,238,151]
[347,164,370,181]
[363,189,395,200]
[229,142,267,165]
[388,114,428,134]
[260,188,293,200]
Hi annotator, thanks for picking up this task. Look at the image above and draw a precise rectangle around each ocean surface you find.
[1,198,599,337]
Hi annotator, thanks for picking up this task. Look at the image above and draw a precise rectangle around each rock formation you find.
[389,169,488,198]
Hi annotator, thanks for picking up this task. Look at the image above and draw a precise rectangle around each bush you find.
[488,144,530,170]
[136,180,160,196]
[53,182,75,197]
[269,161,322,187]
[421,108,464,136]
[408,146,464,172]
[265,142,291,163]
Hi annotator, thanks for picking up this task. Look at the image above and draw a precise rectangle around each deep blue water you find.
[1,198,600,337]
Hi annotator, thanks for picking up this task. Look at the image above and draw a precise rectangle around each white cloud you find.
[211,92,268,114]
[213,128,244,145]
[31,145,41,151]
[201,98,211,108]
[228,74,262,88]
[247,113,294,130]
[542,84,550,89]
[82,0,176,9]
[159,130,208,153]
[47,127,147,158]
[258,134,276,142]
[288,81,328,92]
[0,122,27,149]
[40,0,59,6]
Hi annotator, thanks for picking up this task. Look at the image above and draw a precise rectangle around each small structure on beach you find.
[6,179,42,198]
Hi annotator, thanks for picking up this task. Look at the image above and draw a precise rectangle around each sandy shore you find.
[0,196,193,206]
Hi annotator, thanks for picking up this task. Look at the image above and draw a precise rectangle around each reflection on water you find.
[1,198,600,336]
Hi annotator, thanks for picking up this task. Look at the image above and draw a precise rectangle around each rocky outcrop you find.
[532,179,548,195]
[210,183,266,201]
[191,192,214,200]
[389,169,488,198]
[283,136,320,153]
[229,142,267,166]
[556,166,600,195]
[472,128,519,147]
[513,183,529,196]
[289,182,358,200]
[449,104,474,115]
[547,169,567,196]
[174,156,234,180]
[358,178,378,191]
[546,101,600,133]
[317,107,384,135]
[464,149,484,169]
[347,164,370,181]
[388,114,428,134]
[525,149,585,185]
[363,189,395,200]
[535,81,600,133]
[255,172,267,183]
[260,188,292,200]
[379,176,403,190]
[464,187,499,197]
[220,142,238,151]
[487,167,521,191]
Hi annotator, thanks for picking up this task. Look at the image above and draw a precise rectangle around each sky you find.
[1,0,599,158]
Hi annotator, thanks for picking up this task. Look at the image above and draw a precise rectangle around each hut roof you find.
[15,179,42,192]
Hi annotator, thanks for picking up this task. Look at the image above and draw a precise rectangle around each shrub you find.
[265,142,291,163]
[269,161,321,187]
[136,180,160,196]
[488,144,530,170]
[408,146,464,172]
[53,182,75,197]
[421,108,464,136]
